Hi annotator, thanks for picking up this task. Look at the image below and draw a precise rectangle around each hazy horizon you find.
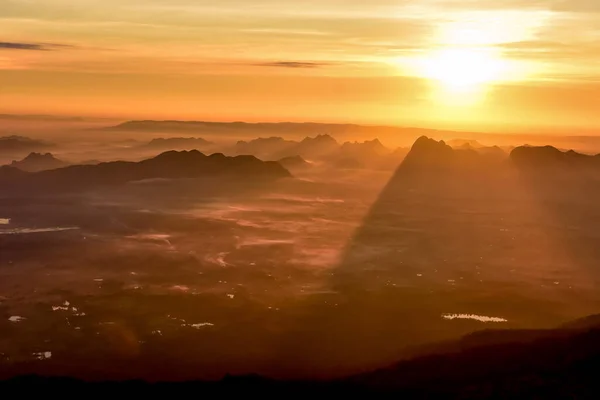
[3,0,600,130]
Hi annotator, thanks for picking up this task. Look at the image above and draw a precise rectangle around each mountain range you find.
[0,150,290,191]
[400,136,600,173]
[232,134,402,169]
[511,145,600,169]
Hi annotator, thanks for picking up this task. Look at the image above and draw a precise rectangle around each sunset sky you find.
[1,0,600,131]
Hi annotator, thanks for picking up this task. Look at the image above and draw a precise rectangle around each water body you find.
[442,313,508,323]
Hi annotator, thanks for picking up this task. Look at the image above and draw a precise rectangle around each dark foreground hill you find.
[0,150,291,191]
[1,315,599,398]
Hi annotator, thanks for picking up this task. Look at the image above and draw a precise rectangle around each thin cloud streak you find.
[0,41,75,51]
[254,61,331,69]
[0,42,48,51]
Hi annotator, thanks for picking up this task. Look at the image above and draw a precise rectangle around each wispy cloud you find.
[0,42,47,51]
[254,61,330,68]
[0,42,73,51]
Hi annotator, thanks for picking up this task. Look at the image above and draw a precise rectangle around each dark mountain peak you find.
[399,137,492,171]
[22,152,55,161]
[9,152,68,172]
[409,136,452,157]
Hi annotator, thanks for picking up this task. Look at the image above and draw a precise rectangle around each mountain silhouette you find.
[399,136,508,172]
[401,136,458,169]
[9,152,68,172]
[0,150,290,191]
[511,145,600,169]
[351,315,600,396]
[340,138,390,156]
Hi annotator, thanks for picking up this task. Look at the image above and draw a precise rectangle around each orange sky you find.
[1,0,600,130]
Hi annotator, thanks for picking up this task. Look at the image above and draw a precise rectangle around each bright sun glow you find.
[392,13,537,109]
[421,48,506,90]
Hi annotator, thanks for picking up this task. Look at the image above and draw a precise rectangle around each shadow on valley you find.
[268,137,600,376]
[2,134,600,394]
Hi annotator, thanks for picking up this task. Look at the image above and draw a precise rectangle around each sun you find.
[421,47,506,90]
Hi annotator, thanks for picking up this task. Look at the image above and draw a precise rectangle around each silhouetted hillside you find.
[0,150,291,191]
[404,136,454,163]
[352,317,600,397]
[9,152,68,172]
[511,145,600,169]
[399,136,506,172]
[0,165,27,179]
[2,316,599,397]
[401,136,457,169]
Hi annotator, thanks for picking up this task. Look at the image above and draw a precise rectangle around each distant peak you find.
[302,134,337,143]
[23,152,56,160]
[401,136,456,168]
[411,136,448,150]
[153,149,206,160]
[510,145,599,169]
